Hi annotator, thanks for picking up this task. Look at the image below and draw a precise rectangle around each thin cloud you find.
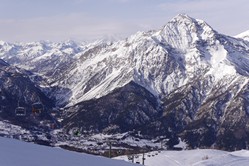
[0,13,143,42]
[159,0,237,13]
[108,0,136,3]
[158,0,249,35]
[0,0,249,42]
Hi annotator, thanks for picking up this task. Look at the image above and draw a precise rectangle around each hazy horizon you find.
[1,0,249,42]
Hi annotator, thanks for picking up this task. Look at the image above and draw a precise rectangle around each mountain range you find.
[0,14,249,150]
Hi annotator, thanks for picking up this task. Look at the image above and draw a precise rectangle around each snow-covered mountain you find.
[236,30,249,41]
[1,14,249,106]
[0,14,249,150]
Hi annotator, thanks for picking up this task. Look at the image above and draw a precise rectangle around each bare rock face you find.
[63,81,160,134]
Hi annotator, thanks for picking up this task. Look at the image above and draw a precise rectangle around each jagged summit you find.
[0,40,8,46]
[235,30,249,41]
[167,14,213,29]
[158,14,216,51]
[169,13,195,23]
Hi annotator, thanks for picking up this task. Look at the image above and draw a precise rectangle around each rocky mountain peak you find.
[170,13,195,23]
[158,14,216,51]
[0,40,8,46]
[168,13,214,32]
[235,30,249,41]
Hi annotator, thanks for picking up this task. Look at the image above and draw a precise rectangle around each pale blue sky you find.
[0,0,248,42]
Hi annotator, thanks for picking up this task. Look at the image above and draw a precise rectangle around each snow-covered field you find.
[0,137,135,166]
[1,135,249,166]
[115,149,249,166]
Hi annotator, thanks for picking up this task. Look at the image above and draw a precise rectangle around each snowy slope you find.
[2,135,249,166]
[235,30,249,41]
[53,15,244,106]
[37,15,249,105]
[0,136,135,166]
[1,14,249,107]
[115,149,249,166]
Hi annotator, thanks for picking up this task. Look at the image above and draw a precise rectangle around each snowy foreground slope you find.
[115,149,249,166]
[0,137,135,166]
[2,136,249,166]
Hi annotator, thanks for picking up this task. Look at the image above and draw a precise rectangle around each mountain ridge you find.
[0,14,249,150]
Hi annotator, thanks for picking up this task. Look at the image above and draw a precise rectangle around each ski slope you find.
[115,149,249,166]
[1,134,249,166]
[0,137,134,166]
